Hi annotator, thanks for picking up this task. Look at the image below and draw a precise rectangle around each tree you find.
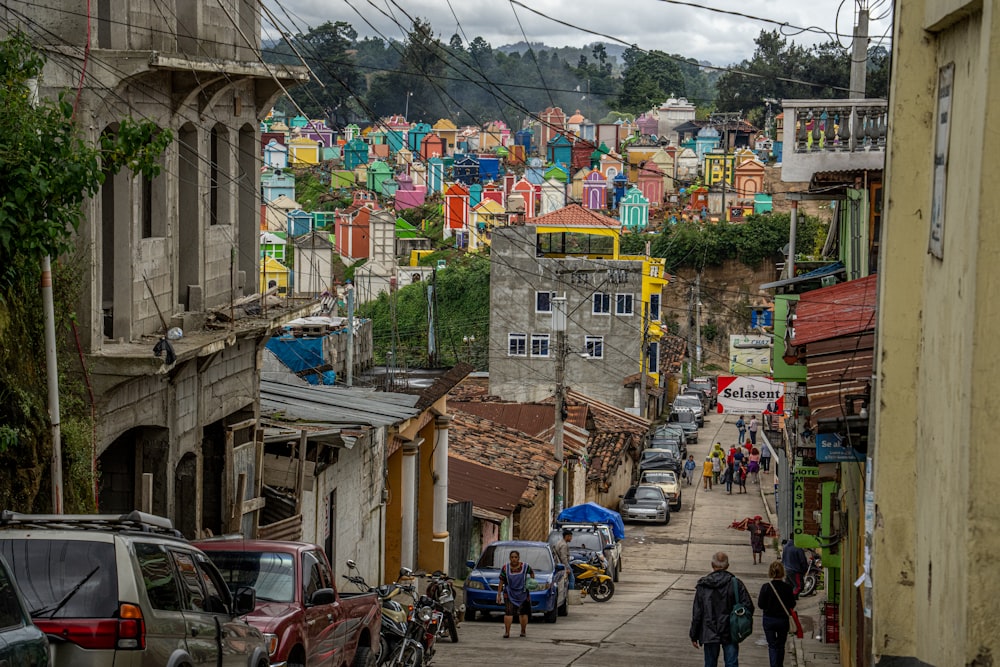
[617,47,686,115]
[293,21,363,126]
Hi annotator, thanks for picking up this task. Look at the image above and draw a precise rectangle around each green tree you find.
[617,47,685,115]
[0,33,170,511]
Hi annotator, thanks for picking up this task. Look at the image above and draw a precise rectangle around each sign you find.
[728,335,772,376]
[929,62,954,259]
[716,375,785,414]
[815,432,866,462]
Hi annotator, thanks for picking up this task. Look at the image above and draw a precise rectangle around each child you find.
[684,455,697,486]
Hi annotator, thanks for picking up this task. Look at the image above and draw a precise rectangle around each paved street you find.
[435,412,793,666]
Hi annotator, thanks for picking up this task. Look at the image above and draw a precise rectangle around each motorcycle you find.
[405,591,442,665]
[423,570,461,643]
[344,561,423,667]
[800,549,823,597]
[571,554,615,602]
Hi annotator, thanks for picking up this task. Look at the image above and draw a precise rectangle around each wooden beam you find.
[231,472,247,534]
[295,430,307,514]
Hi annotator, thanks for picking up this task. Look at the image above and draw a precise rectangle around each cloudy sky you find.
[265,0,894,66]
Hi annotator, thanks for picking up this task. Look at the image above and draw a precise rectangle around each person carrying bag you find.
[757,561,800,667]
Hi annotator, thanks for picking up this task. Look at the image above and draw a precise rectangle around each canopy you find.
[557,502,625,540]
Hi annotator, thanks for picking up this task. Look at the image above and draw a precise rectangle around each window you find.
[593,292,610,315]
[531,334,550,357]
[651,265,660,278]
[508,333,527,356]
[171,550,207,612]
[649,294,661,321]
[647,342,659,370]
[616,293,634,316]
[194,554,231,614]
[135,543,183,611]
[302,551,326,602]
[535,291,555,313]
[0,562,24,629]
[585,336,604,359]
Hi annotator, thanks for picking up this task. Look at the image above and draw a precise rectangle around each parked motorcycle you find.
[344,561,423,667]
[571,554,615,602]
[800,549,823,597]
[423,570,461,643]
[405,591,442,665]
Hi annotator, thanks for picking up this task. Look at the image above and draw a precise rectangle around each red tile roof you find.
[792,275,877,346]
[525,203,620,228]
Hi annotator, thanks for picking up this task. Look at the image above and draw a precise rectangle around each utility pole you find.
[426,270,437,367]
[787,198,799,279]
[552,296,567,518]
[694,273,702,377]
[639,310,649,420]
[345,282,355,387]
[849,8,870,99]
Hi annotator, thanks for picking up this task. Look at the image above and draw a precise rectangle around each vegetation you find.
[0,34,170,511]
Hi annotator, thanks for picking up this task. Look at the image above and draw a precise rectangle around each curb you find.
[792,636,806,666]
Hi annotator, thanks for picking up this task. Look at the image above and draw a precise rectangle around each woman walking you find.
[757,561,797,667]
[702,457,714,491]
[736,462,748,494]
[749,516,766,564]
[498,550,534,638]
[748,448,761,485]
[722,461,735,494]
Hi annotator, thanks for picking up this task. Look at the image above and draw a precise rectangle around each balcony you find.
[780,99,887,183]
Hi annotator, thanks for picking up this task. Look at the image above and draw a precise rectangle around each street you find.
[434,412,785,666]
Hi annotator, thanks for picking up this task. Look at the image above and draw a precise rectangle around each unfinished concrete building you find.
[0,1,310,534]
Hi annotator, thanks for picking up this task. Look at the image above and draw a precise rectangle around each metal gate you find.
[447,501,473,579]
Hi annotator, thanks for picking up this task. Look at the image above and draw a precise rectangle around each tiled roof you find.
[449,456,529,517]
[525,203,621,228]
[409,362,474,411]
[448,376,494,401]
[448,411,560,503]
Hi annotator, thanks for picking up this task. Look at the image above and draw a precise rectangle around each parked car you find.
[463,541,568,623]
[547,523,620,582]
[195,538,381,667]
[689,377,718,408]
[669,409,700,443]
[650,425,687,459]
[671,394,705,426]
[0,510,269,667]
[0,554,48,666]
[619,485,670,524]
[640,446,683,476]
[681,387,711,412]
[638,470,682,512]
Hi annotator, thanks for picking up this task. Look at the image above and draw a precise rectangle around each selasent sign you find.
[716,376,785,414]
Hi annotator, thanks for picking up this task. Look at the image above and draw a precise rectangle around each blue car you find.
[464,540,569,623]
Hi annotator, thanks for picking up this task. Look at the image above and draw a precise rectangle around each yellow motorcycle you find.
[571,555,615,602]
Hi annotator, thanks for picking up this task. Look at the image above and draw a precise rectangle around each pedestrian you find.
[748,448,761,485]
[684,455,697,486]
[736,462,748,494]
[711,442,727,461]
[727,445,737,466]
[758,561,797,667]
[712,454,723,485]
[722,461,735,494]
[781,540,809,598]
[733,445,745,467]
[554,529,574,589]
[703,457,714,491]
[690,551,755,667]
[748,516,766,564]
[748,415,759,445]
[760,443,772,472]
[498,550,534,638]
[735,415,746,445]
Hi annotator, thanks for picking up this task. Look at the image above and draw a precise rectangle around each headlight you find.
[667,493,677,499]
[658,502,667,509]
[418,606,434,622]
[466,580,485,590]
[263,633,278,656]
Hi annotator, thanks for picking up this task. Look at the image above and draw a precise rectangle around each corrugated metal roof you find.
[261,379,421,427]
[792,275,877,346]
[448,456,529,516]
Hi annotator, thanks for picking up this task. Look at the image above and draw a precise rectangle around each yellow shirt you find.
[703,460,714,477]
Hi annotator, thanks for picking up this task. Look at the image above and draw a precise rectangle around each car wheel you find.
[543,604,558,623]
[352,645,377,667]
[664,513,671,525]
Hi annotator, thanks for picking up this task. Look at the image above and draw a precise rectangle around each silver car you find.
[671,394,705,426]
[618,485,670,524]
[0,511,269,667]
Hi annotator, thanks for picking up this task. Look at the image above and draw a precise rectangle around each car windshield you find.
[204,551,295,602]
[629,487,664,501]
[674,396,701,408]
[476,545,553,573]
[642,448,679,462]
[642,472,677,485]
[689,382,712,392]
[0,539,118,618]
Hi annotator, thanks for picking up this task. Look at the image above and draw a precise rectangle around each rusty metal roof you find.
[792,275,877,346]
[448,456,529,516]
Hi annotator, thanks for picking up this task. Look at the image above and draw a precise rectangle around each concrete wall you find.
[489,225,644,411]
[872,2,1000,665]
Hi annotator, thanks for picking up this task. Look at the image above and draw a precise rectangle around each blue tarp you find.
[557,503,625,540]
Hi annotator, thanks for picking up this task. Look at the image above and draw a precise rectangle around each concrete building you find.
[0,0,311,531]
[488,205,668,416]
[871,2,1000,665]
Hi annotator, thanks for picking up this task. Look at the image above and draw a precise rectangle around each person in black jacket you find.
[690,552,754,667]
[758,561,797,667]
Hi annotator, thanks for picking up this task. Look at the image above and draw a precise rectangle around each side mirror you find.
[399,567,413,579]
[232,586,256,616]
[309,588,336,606]
[465,560,476,568]
[346,559,357,570]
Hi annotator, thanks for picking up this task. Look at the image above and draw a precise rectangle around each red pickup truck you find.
[195,538,380,667]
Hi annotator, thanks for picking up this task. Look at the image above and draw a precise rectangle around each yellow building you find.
[260,255,290,294]
[872,2,1000,665]
[287,136,320,166]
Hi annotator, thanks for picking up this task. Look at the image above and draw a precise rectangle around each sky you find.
[264,0,895,66]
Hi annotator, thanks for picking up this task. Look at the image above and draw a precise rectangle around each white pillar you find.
[433,415,451,573]
[400,438,422,570]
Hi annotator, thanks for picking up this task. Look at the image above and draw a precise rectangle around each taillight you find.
[34,602,145,651]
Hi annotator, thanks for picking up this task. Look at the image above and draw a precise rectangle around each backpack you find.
[729,577,753,643]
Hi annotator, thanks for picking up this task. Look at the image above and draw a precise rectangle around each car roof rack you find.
[0,510,183,537]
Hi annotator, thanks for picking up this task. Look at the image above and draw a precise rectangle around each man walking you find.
[781,539,809,598]
[691,551,754,667]
[760,442,772,472]
[748,415,759,446]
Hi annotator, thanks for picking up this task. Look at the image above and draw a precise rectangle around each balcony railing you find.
[780,99,888,182]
